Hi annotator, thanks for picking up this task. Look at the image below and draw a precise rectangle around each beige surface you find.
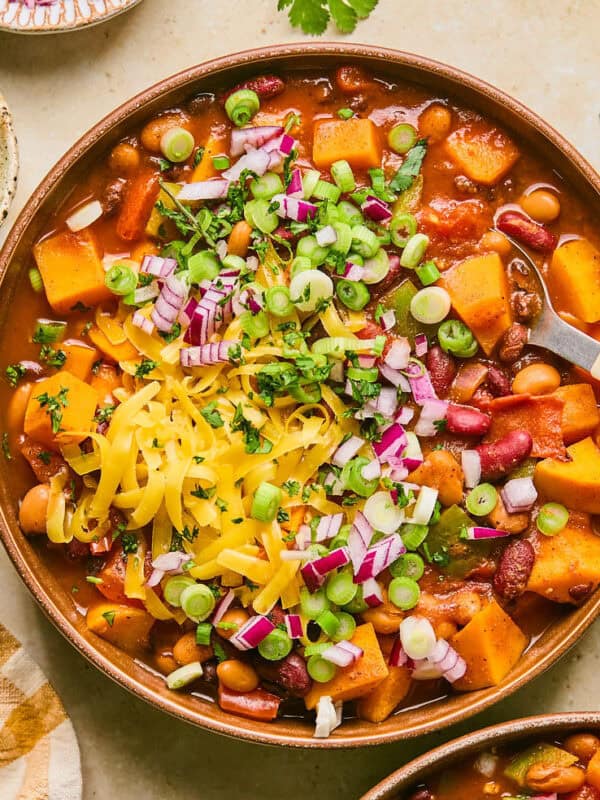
[0,1,599,797]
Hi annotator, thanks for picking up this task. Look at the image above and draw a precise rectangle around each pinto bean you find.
[187,92,215,115]
[173,632,213,666]
[493,539,535,600]
[255,652,311,697]
[335,65,373,93]
[511,290,542,322]
[498,323,528,364]
[18,484,50,534]
[486,365,511,397]
[476,430,533,480]
[525,763,586,794]
[565,787,600,800]
[564,732,600,764]
[426,345,457,397]
[454,175,480,195]
[496,210,558,253]
[446,404,491,436]
[220,75,285,104]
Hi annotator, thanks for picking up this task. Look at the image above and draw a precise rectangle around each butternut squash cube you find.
[61,340,99,381]
[88,325,138,363]
[450,600,527,690]
[313,118,381,170]
[527,520,600,603]
[87,602,154,653]
[24,371,99,451]
[445,125,520,185]
[33,229,112,314]
[304,623,389,710]
[191,131,228,182]
[586,749,600,790]
[534,437,600,514]
[356,665,412,723]
[439,253,512,355]
[408,449,464,507]
[550,239,600,323]
[553,383,600,444]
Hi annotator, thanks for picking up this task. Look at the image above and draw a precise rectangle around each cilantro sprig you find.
[278,0,379,35]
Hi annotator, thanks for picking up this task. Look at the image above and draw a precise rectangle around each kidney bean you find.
[426,345,457,397]
[335,65,373,93]
[476,429,533,479]
[446,403,491,436]
[220,75,285,104]
[498,322,528,364]
[564,733,600,764]
[255,652,312,698]
[470,386,494,410]
[493,539,535,600]
[496,210,558,252]
[569,582,595,605]
[101,179,126,216]
[511,289,541,322]
[66,538,90,560]
[486,365,511,397]
[565,787,600,800]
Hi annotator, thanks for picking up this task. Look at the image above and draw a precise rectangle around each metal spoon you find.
[494,231,600,380]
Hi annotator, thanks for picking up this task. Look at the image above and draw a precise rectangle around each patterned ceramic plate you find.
[0,0,142,33]
[0,92,18,230]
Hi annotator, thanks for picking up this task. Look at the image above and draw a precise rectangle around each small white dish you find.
[0,92,18,230]
[0,0,142,34]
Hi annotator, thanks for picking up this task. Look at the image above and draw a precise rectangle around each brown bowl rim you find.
[1,43,600,749]
[361,711,600,799]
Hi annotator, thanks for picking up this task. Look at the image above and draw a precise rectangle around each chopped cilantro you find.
[193,455,205,464]
[94,405,116,425]
[102,610,116,627]
[135,359,159,378]
[2,433,11,461]
[201,401,224,429]
[337,107,354,120]
[158,322,182,343]
[282,479,300,497]
[374,303,385,324]
[231,403,273,454]
[121,533,138,554]
[158,157,172,172]
[38,450,52,465]
[191,484,216,500]
[433,418,448,433]
[5,363,27,387]
[193,146,205,168]
[216,497,228,512]
[390,139,428,193]
[35,386,69,434]
[277,508,290,523]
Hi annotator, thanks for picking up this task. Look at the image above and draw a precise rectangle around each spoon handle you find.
[529,309,600,379]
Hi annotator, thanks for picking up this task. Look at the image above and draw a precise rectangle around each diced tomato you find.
[96,541,152,607]
[418,198,492,245]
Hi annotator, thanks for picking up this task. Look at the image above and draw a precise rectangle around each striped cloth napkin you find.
[0,622,81,800]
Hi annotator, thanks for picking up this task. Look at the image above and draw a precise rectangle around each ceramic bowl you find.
[361,712,600,799]
[0,91,18,230]
[0,0,142,34]
[0,44,599,748]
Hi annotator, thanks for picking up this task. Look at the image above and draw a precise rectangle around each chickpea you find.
[154,649,178,676]
[7,381,32,433]
[479,230,512,257]
[512,363,561,395]
[18,483,50,534]
[140,112,189,153]
[419,104,452,142]
[109,142,141,175]
[521,189,561,223]
[452,591,482,626]
[217,660,260,693]
[564,733,600,764]
[362,593,404,634]
[216,608,249,639]
[525,763,586,794]
[172,631,213,666]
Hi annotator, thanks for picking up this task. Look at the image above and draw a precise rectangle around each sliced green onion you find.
[240,310,270,339]
[187,250,220,283]
[289,383,322,403]
[258,628,293,661]
[388,576,421,610]
[290,270,334,313]
[302,169,321,200]
[265,286,293,317]
[105,263,137,296]
[336,279,370,311]
[342,585,368,614]
[225,89,260,127]
[304,642,330,657]
[33,318,67,344]
[300,587,330,620]
[326,570,358,606]
[337,108,354,120]
[346,366,379,382]
[245,198,279,234]
[537,503,569,536]
[331,160,356,193]
[351,225,380,258]
[307,655,337,683]
[296,235,328,267]
[341,456,379,498]
[180,583,216,622]
[416,260,441,286]
[164,575,196,608]
[28,267,43,293]
[329,524,352,551]
[312,336,375,357]
[400,523,429,551]
[313,179,341,204]
[337,201,363,226]
[390,553,425,581]
[362,249,390,285]
[290,256,314,278]
[410,287,451,324]
[251,481,282,522]
[466,483,498,517]
[196,622,213,646]
[331,611,357,643]
[212,155,230,171]
[222,254,245,271]
[316,609,340,638]
[388,123,418,154]
[400,233,430,269]
[331,222,353,255]
[251,172,284,200]
[390,212,417,248]
[160,127,195,163]
[166,661,204,689]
